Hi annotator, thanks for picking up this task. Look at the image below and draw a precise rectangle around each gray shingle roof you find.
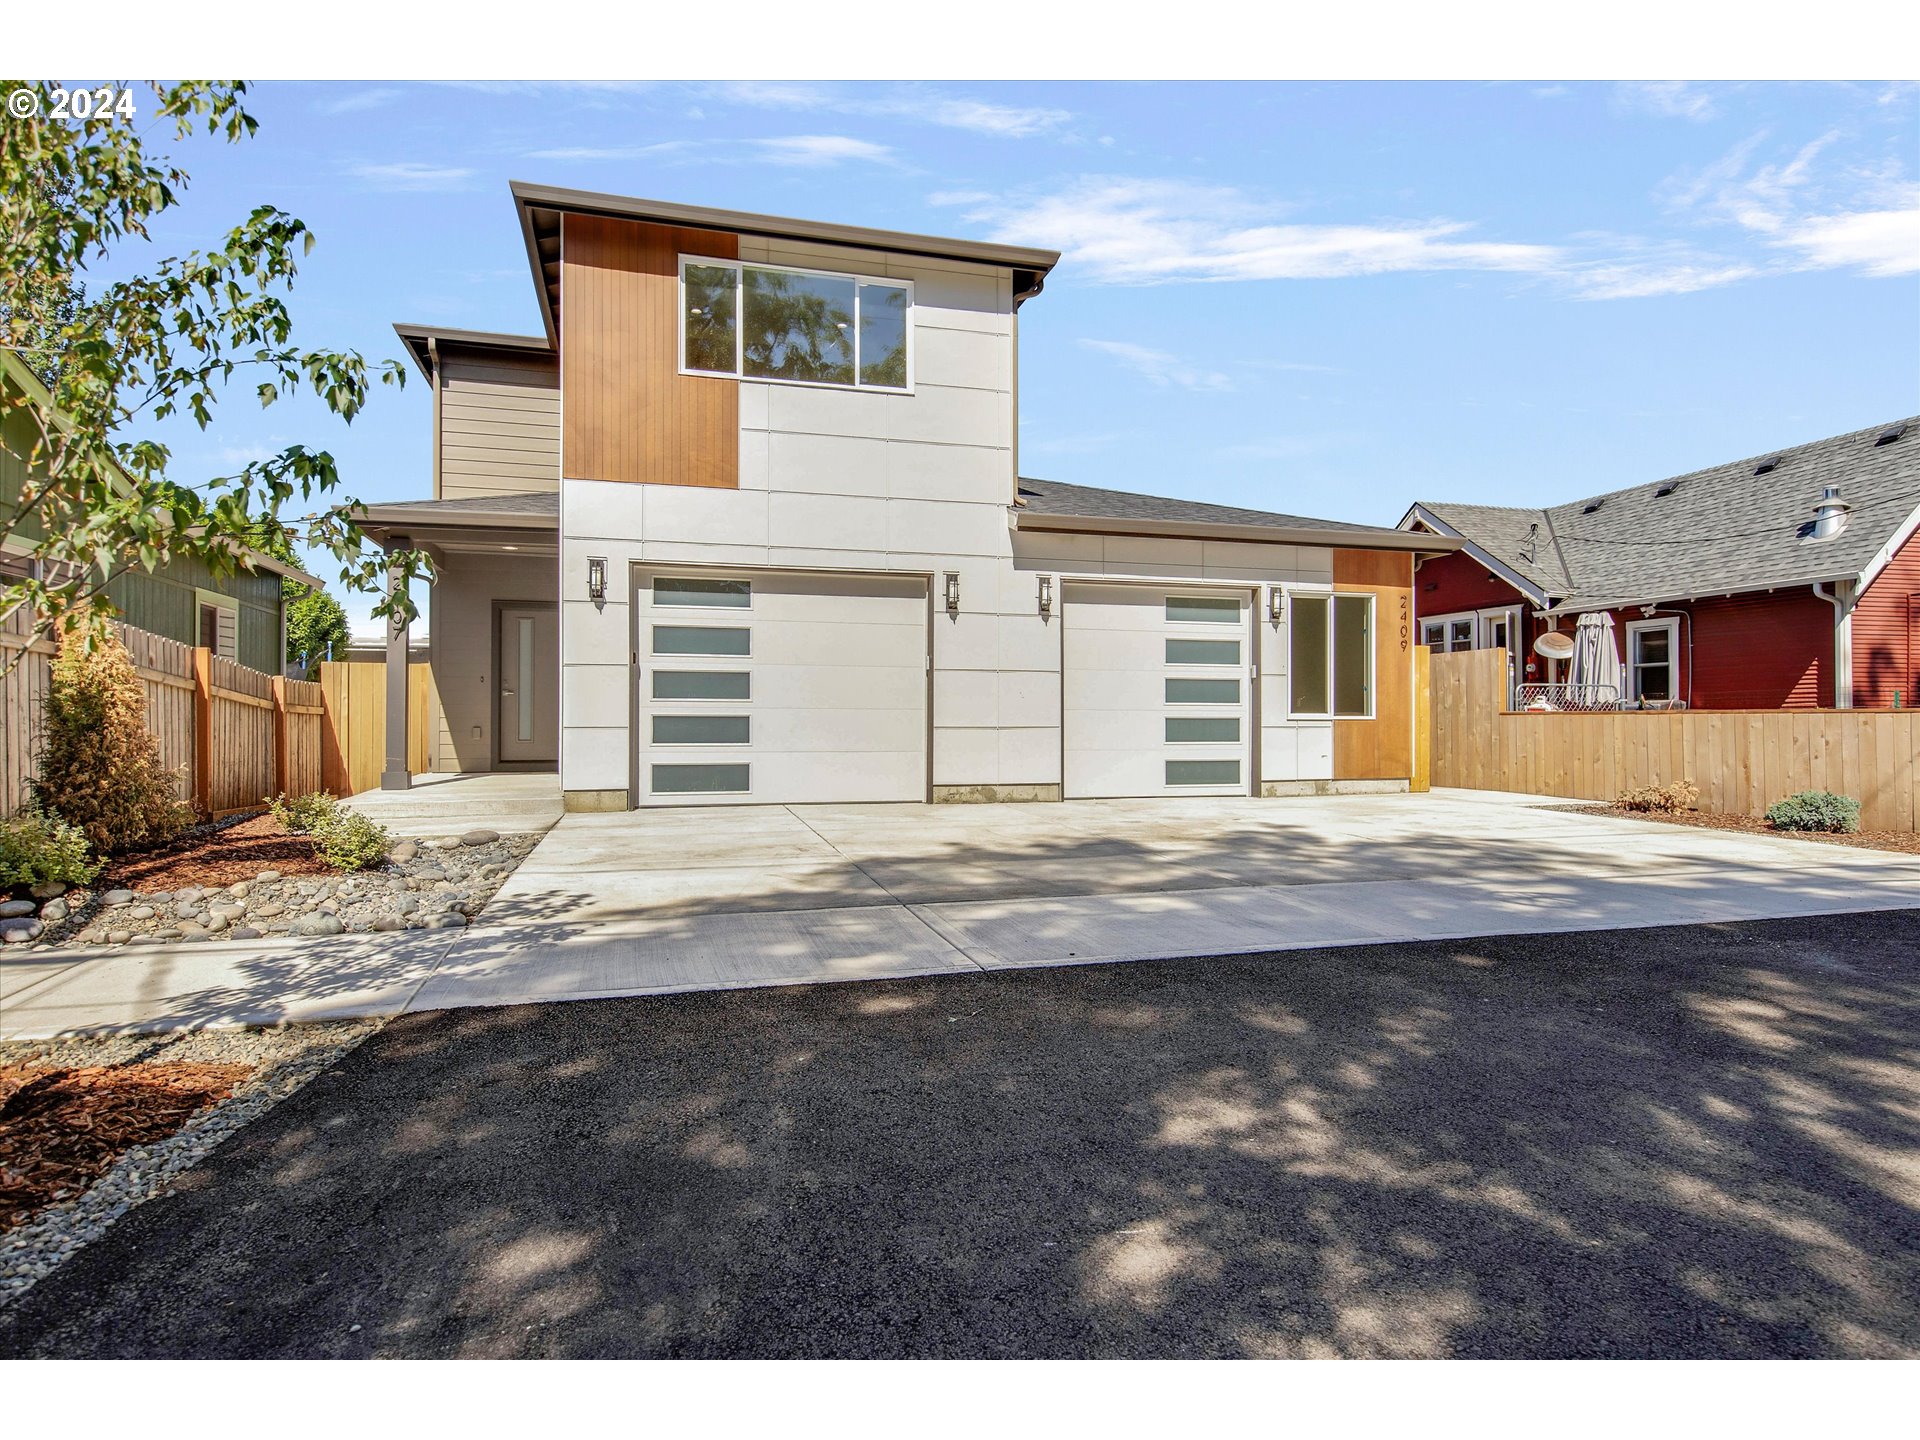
[1018,476,1411,540]
[1415,418,1920,613]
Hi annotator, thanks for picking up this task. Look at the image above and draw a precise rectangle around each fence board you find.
[1430,648,1920,832]
[318,660,434,796]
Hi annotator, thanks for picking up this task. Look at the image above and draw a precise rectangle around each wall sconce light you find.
[1268,587,1285,625]
[587,556,607,607]
[1037,575,1053,617]
[944,572,960,615]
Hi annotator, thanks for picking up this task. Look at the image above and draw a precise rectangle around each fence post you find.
[271,674,289,801]
[191,645,213,817]
[1411,645,1432,793]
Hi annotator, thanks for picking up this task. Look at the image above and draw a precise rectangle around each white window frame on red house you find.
[1625,616,1681,703]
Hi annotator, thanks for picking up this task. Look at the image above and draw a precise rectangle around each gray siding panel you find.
[438,351,561,501]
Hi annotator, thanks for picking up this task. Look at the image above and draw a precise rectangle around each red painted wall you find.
[1414,536,1842,709]
[1853,529,1920,709]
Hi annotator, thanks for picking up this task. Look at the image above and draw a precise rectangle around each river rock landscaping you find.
[0,1020,378,1309]
[0,813,543,952]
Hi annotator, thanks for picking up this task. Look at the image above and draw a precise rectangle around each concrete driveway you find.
[407,788,1920,1013]
[7,788,1918,1036]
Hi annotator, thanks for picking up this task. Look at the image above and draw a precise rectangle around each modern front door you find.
[498,604,558,765]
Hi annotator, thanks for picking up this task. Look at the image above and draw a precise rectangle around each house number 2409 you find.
[1398,594,1411,651]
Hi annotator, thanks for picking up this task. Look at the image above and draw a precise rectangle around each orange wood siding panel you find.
[1332,548,1416,780]
[560,214,738,488]
[1853,530,1920,709]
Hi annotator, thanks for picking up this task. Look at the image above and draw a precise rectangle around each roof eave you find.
[1015,508,1460,555]
[1401,503,1554,607]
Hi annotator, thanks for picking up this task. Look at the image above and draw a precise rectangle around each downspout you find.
[1813,581,1853,709]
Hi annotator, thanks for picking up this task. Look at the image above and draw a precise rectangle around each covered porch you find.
[358,492,560,791]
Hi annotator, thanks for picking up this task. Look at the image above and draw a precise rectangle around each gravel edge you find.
[0,1019,380,1310]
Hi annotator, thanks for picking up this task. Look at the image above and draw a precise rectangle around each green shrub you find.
[0,802,103,889]
[269,790,341,834]
[34,628,192,853]
[311,809,391,871]
[1765,790,1861,834]
[1617,779,1700,814]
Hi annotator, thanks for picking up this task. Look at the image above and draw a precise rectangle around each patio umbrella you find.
[1567,611,1624,708]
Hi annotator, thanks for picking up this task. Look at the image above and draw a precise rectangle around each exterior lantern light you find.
[945,572,960,615]
[587,556,608,607]
[1037,575,1053,616]
[1268,586,1285,625]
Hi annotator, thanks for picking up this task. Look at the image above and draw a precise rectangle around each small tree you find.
[34,627,192,853]
[0,79,428,671]
[286,584,349,669]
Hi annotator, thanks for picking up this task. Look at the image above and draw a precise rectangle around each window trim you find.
[677,254,915,395]
[193,587,240,660]
[1625,616,1681,703]
[1285,586,1375,721]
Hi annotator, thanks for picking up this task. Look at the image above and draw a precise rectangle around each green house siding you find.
[4,394,286,673]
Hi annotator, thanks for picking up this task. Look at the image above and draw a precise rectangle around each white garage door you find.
[635,567,929,807]
[1063,583,1254,799]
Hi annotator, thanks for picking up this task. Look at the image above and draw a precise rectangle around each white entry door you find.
[634,567,929,807]
[1063,582,1254,799]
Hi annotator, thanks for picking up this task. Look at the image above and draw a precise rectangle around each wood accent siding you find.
[1332,548,1415,780]
[1853,529,1920,709]
[1431,647,1919,832]
[560,214,738,488]
[438,349,560,501]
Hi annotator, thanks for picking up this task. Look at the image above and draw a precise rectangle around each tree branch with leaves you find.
[0,78,428,671]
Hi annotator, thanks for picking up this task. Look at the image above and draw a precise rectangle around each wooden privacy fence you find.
[1431,648,1920,832]
[2,615,329,821]
[318,660,433,796]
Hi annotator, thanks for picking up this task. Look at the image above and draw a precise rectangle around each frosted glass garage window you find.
[652,715,750,745]
[653,626,750,657]
[1166,717,1240,743]
[652,764,750,794]
[1166,638,1240,666]
[653,671,751,701]
[1166,595,1240,624]
[1166,678,1240,704]
[654,577,750,608]
[680,258,911,391]
[1166,760,1241,786]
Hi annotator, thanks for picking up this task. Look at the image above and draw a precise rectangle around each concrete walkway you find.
[4,789,1918,1038]
[337,772,563,838]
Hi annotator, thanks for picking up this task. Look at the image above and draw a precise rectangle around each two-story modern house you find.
[360,184,1453,811]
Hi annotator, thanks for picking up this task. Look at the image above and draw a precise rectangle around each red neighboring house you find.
[1399,417,1920,711]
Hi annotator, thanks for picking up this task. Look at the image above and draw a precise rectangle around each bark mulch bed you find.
[0,1063,253,1233]
[99,812,333,892]
[1553,803,1920,856]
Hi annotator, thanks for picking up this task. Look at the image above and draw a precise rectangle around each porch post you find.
[380,536,412,791]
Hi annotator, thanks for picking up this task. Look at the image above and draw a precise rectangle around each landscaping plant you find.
[0,801,101,889]
[1765,790,1862,834]
[269,790,392,870]
[1617,779,1700,814]
[33,627,192,853]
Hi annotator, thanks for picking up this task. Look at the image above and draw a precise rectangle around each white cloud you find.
[1531,85,1571,100]
[524,141,694,162]
[949,178,1564,285]
[1079,339,1233,392]
[1665,134,1920,278]
[711,82,1070,138]
[317,87,402,116]
[1617,82,1719,122]
[351,162,475,192]
[752,135,897,168]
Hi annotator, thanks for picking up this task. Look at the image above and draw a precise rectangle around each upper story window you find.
[681,257,912,393]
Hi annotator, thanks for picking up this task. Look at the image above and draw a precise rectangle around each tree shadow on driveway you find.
[0,910,1915,1358]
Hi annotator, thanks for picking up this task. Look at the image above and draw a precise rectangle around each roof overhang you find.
[511,180,1063,349]
[1399,503,1554,607]
[1016,507,1460,555]
[1538,577,1857,617]
[356,500,558,555]
[392,323,554,381]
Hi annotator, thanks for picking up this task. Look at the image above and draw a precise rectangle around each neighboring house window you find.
[1421,612,1477,652]
[1288,590,1374,718]
[195,589,239,660]
[1626,617,1680,703]
[680,257,911,393]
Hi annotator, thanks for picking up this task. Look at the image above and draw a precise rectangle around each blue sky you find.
[109,80,1920,634]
